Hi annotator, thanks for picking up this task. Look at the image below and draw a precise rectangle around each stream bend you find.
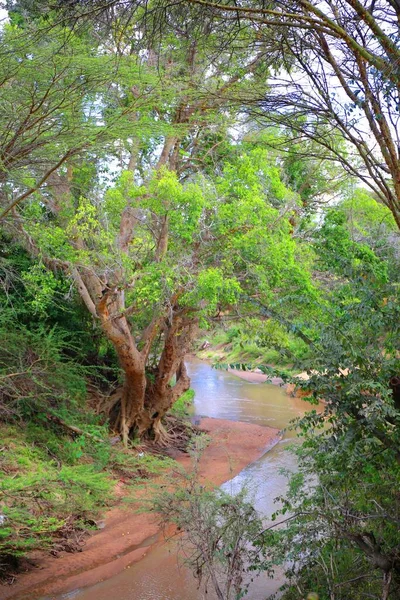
[54,358,313,600]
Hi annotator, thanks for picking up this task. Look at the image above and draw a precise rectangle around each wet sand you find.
[1,418,280,600]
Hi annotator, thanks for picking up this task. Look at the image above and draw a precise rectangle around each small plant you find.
[169,388,195,418]
[151,444,270,600]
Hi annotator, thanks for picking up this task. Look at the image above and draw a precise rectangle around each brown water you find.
[53,358,314,600]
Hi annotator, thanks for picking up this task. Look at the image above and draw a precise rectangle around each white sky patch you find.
[0,7,8,23]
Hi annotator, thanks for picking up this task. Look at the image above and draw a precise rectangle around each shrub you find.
[170,389,195,418]
[0,426,113,563]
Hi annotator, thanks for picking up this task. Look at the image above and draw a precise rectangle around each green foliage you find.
[0,409,174,568]
[281,135,350,208]
[23,144,310,342]
[0,233,116,375]
[315,208,389,282]
[0,425,113,559]
[170,388,195,418]
[20,263,61,315]
[200,188,400,597]
[0,418,173,565]
[0,20,111,209]
[0,288,173,568]
[342,189,397,236]
[199,319,310,369]
[340,189,400,279]
[264,242,400,598]
[0,318,87,421]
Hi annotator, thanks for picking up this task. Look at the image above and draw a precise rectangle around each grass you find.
[170,388,195,418]
[0,417,176,579]
[0,424,112,560]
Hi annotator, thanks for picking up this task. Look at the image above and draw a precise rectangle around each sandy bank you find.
[228,367,285,386]
[227,367,312,400]
[0,417,280,600]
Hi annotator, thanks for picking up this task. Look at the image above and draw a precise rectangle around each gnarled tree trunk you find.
[93,286,196,444]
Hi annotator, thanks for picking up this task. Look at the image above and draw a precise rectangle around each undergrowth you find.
[170,388,195,418]
[0,417,175,580]
[0,320,177,581]
[198,320,310,370]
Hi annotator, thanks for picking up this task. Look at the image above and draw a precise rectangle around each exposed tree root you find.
[151,415,204,453]
[90,384,204,453]
[136,416,204,455]
[47,414,106,443]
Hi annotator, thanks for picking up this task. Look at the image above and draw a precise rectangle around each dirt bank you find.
[0,418,280,600]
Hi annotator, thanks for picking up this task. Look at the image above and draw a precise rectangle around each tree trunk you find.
[144,360,191,443]
[135,315,195,443]
[95,291,147,445]
[97,294,195,444]
[110,358,191,445]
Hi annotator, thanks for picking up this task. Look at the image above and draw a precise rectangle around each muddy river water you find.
[56,358,314,600]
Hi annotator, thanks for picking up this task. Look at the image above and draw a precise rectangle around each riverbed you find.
[54,358,314,600]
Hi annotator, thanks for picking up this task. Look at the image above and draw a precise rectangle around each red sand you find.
[0,417,280,600]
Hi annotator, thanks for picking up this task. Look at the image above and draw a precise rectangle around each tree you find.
[177,0,400,229]
[0,20,107,219]
[340,189,400,276]
[4,5,312,445]
[0,18,153,220]
[272,291,400,598]
[257,203,400,599]
[212,194,400,598]
[16,139,307,444]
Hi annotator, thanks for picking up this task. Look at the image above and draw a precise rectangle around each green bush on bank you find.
[0,423,174,572]
[198,319,310,368]
[0,320,175,575]
[0,425,113,559]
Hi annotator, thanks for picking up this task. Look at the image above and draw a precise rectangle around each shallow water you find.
[55,358,314,600]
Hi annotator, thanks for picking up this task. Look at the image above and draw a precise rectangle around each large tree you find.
[172,0,400,229]
[17,150,306,444]
[4,7,310,444]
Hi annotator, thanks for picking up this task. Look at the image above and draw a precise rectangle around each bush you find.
[0,425,113,563]
[151,446,269,600]
[0,318,87,422]
[170,389,195,418]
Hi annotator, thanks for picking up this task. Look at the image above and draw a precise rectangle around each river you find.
[53,357,314,600]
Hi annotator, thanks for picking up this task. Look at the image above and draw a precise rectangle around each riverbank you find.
[228,366,311,398]
[0,417,280,600]
[228,367,285,385]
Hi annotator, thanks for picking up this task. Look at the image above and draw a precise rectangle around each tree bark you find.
[94,289,196,444]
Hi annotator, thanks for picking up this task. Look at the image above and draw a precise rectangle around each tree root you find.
[47,414,109,443]
[160,415,203,452]
[137,416,203,454]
